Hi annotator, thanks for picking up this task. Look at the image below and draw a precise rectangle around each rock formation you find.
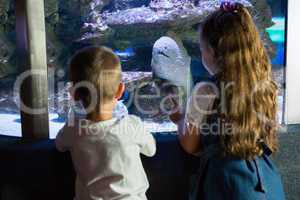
[0,0,275,78]
[80,0,272,54]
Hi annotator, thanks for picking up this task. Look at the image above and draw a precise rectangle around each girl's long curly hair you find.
[201,3,278,160]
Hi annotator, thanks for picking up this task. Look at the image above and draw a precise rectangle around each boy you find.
[55,46,156,200]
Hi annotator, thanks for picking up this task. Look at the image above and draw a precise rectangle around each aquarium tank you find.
[0,0,287,138]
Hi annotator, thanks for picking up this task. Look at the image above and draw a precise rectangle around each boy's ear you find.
[115,83,125,100]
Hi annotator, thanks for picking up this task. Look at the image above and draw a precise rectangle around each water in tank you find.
[0,0,287,137]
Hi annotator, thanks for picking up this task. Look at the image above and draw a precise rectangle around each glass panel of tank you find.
[0,0,288,137]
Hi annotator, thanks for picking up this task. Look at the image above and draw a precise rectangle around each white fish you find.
[151,36,193,98]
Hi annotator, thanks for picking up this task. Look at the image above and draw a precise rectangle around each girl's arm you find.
[170,111,201,155]
[169,82,216,155]
[179,118,202,155]
[55,125,69,152]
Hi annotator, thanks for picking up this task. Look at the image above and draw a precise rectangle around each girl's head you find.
[200,3,278,159]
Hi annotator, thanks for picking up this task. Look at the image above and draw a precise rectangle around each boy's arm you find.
[55,125,70,152]
[131,116,156,157]
[139,130,156,157]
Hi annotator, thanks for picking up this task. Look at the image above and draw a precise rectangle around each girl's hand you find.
[169,110,184,124]
[168,96,184,124]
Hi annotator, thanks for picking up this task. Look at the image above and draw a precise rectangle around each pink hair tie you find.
[220,1,239,13]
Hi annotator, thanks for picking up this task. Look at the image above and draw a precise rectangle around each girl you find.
[170,2,285,200]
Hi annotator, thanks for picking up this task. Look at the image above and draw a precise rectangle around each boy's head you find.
[69,46,124,113]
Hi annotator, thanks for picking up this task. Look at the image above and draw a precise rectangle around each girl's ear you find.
[69,85,80,101]
[115,83,125,100]
[207,44,215,58]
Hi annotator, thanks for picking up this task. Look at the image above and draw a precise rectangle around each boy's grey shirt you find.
[56,115,156,200]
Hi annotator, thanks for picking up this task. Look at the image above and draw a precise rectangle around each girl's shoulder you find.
[203,154,285,200]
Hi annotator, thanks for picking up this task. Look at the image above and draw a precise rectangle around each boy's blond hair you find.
[70,46,122,113]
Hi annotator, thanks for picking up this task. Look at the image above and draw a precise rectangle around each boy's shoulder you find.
[115,115,147,134]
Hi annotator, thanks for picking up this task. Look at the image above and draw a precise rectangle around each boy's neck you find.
[87,101,116,122]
